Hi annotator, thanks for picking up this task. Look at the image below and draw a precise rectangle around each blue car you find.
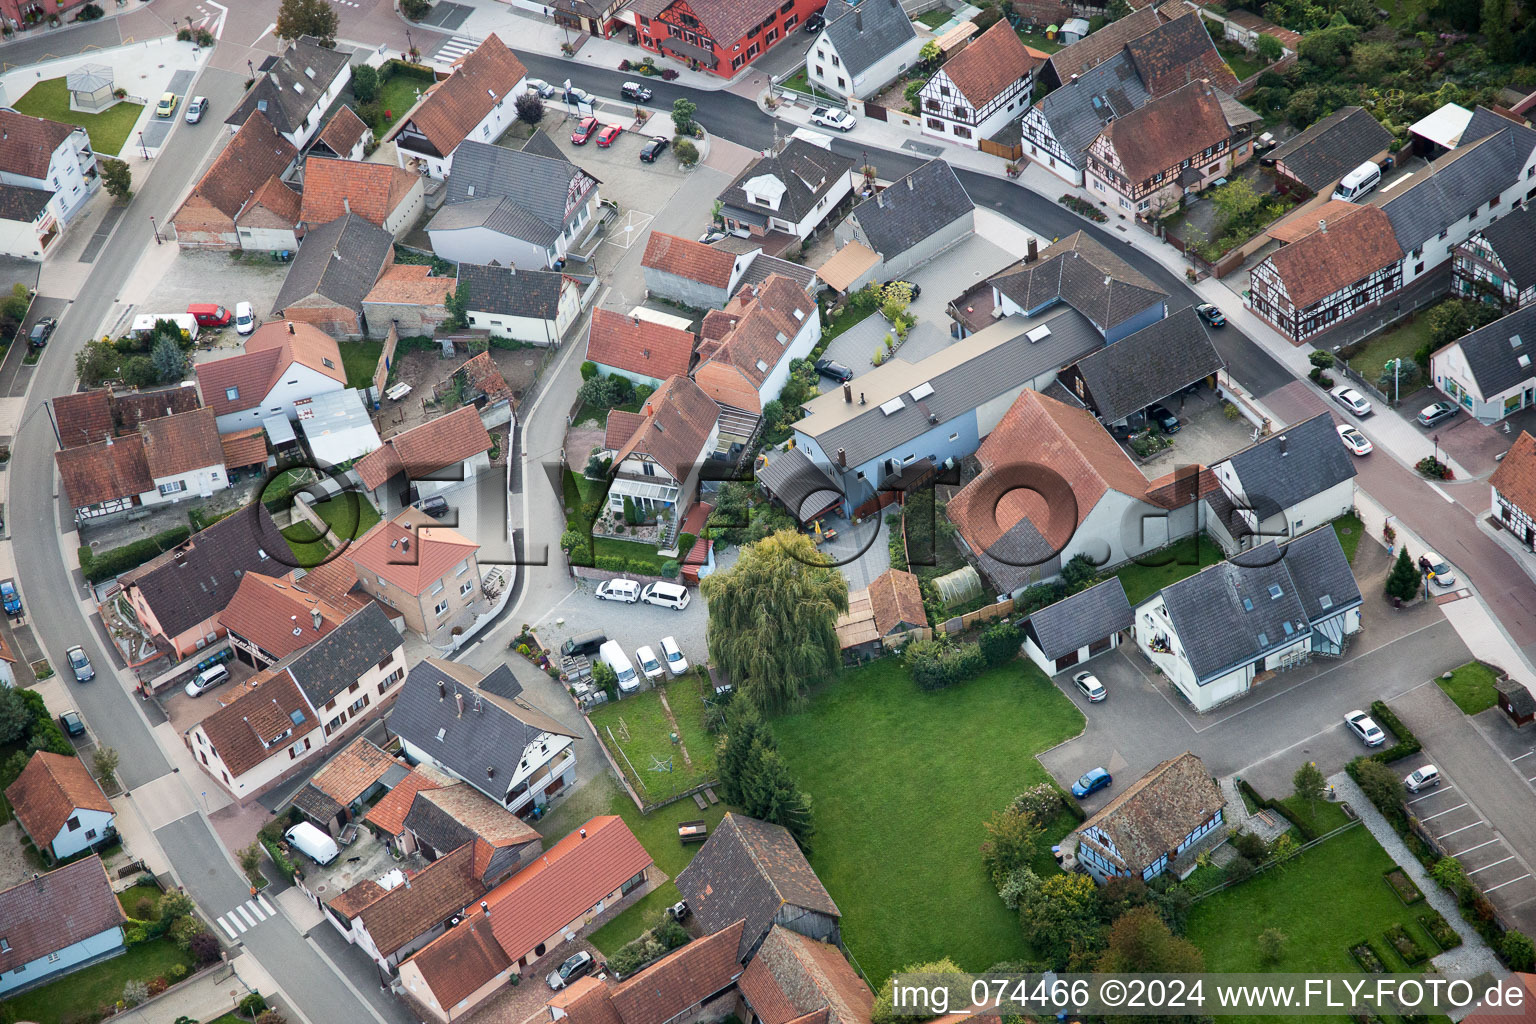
[1,580,19,616]
[1071,767,1112,799]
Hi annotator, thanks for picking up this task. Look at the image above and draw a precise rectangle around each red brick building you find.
[629,0,825,77]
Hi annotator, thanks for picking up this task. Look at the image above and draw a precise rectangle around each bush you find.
[904,637,985,691]
[673,138,699,166]
[1366,699,1421,763]
[981,805,1043,887]
[79,526,191,583]
[661,559,680,578]
[239,994,269,1017]
[122,979,149,1007]
[1231,829,1269,862]
[978,621,1020,667]
[515,92,545,125]
[135,896,155,920]
[1257,927,1286,964]
[400,0,432,17]
[580,360,599,380]
[1011,782,1064,823]
[676,533,697,560]
[170,915,203,950]
[76,1,105,18]
[610,934,666,977]
[654,915,690,950]
[1418,910,1461,949]
[1502,930,1535,970]
[1224,854,1256,883]
[170,963,189,979]
[351,63,379,102]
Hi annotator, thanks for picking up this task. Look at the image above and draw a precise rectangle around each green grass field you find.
[1347,316,1434,396]
[1437,660,1501,715]
[13,78,144,157]
[116,883,164,920]
[282,493,381,563]
[773,658,1084,984]
[0,940,196,1024]
[1277,793,1352,834]
[339,340,384,390]
[588,674,718,800]
[1333,513,1364,564]
[1114,533,1225,605]
[915,8,951,28]
[373,72,435,139]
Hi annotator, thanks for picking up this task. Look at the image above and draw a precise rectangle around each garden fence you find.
[1190,817,1360,901]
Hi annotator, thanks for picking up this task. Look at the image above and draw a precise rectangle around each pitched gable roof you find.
[1121,11,1238,95]
[821,0,918,77]
[866,568,927,634]
[642,231,738,288]
[301,157,421,228]
[989,231,1165,333]
[1044,6,1162,83]
[1473,205,1536,291]
[242,175,303,229]
[356,842,483,956]
[0,109,78,180]
[718,140,855,224]
[0,182,53,223]
[1267,105,1394,192]
[178,111,297,221]
[608,918,747,1022]
[1382,121,1536,252]
[1031,50,1152,171]
[312,105,370,157]
[1491,431,1536,514]
[585,307,697,381]
[1446,303,1536,398]
[195,321,347,415]
[1263,204,1403,309]
[415,784,541,850]
[693,274,816,412]
[52,389,115,448]
[940,20,1039,104]
[365,262,456,307]
[846,159,973,260]
[113,386,204,431]
[1026,577,1134,660]
[226,37,350,137]
[218,570,363,659]
[274,212,394,314]
[1220,412,1357,518]
[1098,79,1236,182]
[298,736,397,817]
[347,509,480,596]
[655,0,791,51]
[402,916,510,1011]
[1074,752,1222,871]
[355,404,492,490]
[366,766,447,836]
[0,857,125,974]
[738,926,872,1024]
[1067,305,1223,422]
[612,376,720,482]
[140,407,224,479]
[387,35,527,155]
[457,262,567,320]
[197,670,316,777]
[55,435,153,509]
[283,602,403,709]
[435,141,594,245]
[5,752,113,845]
[816,240,880,292]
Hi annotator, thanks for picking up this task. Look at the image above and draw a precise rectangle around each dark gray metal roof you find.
[1451,302,1536,398]
[1267,106,1394,193]
[989,231,1166,335]
[0,183,53,222]
[1474,206,1536,292]
[820,0,918,78]
[275,212,393,315]
[1382,122,1536,253]
[1069,306,1222,422]
[1032,51,1150,171]
[1221,413,1356,520]
[717,139,855,226]
[284,603,402,708]
[1158,543,1310,682]
[434,140,595,247]
[226,37,350,137]
[755,445,842,520]
[458,262,565,320]
[1027,577,1133,661]
[846,159,974,260]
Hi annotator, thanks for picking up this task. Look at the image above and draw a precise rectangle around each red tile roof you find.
[0,857,126,975]
[1143,463,1219,509]
[1491,431,1536,515]
[610,918,746,1023]
[365,767,446,836]
[642,231,737,288]
[177,111,297,221]
[604,409,646,451]
[585,308,697,382]
[308,736,397,805]
[1262,204,1404,310]
[613,375,720,483]
[140,407,224,479]
[550,977,626,1024]
[364,263,455,307]
[195,321,346,415]
[52,389,114,448]
[218,570,363,658]
[386,35,528,155]
[315,105,370,157]
[358,841,484,956]
[1097,80,1233,183]
[355,405,493,490]
[346,507,480,597]
[241,175,302,229]
[403,915,511,1011]
[692,274,815,414]
[485,815,652,961]
[197,671,316,778]
[55,435,152,508]
[865,568,926,635]
[941,20,1039,105]
[738,926,873,1024]
[0,110,78,179]
[220,427,270,468]
[4,752,113,847]
[301,157,421,228]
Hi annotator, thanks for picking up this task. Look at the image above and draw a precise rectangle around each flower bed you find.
[1350,940,1387,973]
[1384,868,1424,905]
[1418,909,1462,950]
[1059,195,1107,222]
[1384,923,1429,965]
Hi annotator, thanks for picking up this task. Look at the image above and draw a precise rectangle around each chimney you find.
[481,901,490,916]
[842,382,852,403]
[438,680,446,701]
[1071,73,1080,84]
[1319,219,1327,234]
[836,447,846,466]
[580,828,587,839]
[401,538,410,552]
[906,175,914,191]
[1279,434,1288,456]
[855,8,862,29]
[633,313,640,325]
[487,765,495,779]
[343,197,350,215]
[455,692,464,717]
[858,391,866,405]
[288,322,295,335]
[311,607,322,630]
[405,877,412,890]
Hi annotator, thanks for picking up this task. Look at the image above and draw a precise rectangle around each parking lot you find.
[133,249,290,336]
[159,657,264,734]
[1405,770,1536,913]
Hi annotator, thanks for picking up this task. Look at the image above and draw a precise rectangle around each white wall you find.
[47,807,115,859]
[467,309,558,345]
[397,74,529,180]
[212,363,346,433]
[0,127,99,224]
[140,464,228,506]
[1397,151,1536,288]
[756,306,822,405]
[237,223,301,251]
[384,178,427,238]
[430,226,553,271]
[0,208,55,260]
[190,721,325,798]
[808,31,924,100]
[1434,341,1534,423]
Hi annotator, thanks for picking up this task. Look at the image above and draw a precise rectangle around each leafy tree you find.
[1256,32,1284,60]
[1210,177,1262,224]
[979,621,1020,667]
[159,890,196,923]
[703,531,848,713]
[590,659,618,697]
[872,959,969,1024]
[1481,0,1515,60]
[1356,756,1406,809]
[1099,905,1204,973]
[1308,350,1335,369]
[1378,356,1419,395]
[101,158,132,201]
[1257,927,1287,965]
[1292,760,1325,819]
[919,39,941,65]
[76,339,120,386]
[152,335,187,383]
[239,842,264,883]
[738,743,815,848]
[1426,299,1473,348]
[981,805,1043,887]
[515,92,545,125]
[170,914,203,949]
[0,750,29,791]
[580,360,599,380]
[276,0,337,44]
[1017,870,1103,967]
[445,279,471,329]
[120,354,157,387]
[400,0,432,19]
[673,138,698,167]
[718,702,773,805]
[671,97,697,136]
[1385,547,1422,602]
[1060,553,1101,594]
[93,746,120,790]
[351,64,379,103]
[1350,40,1396,77]
[0,282,30,337]
[1502,930,1535,971]
[0,685,30,744]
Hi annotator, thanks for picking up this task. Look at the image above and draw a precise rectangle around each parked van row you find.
[591,634,690,695]
[594,579,691,610]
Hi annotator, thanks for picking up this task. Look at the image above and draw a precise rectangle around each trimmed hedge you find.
[1237,778,1322,841]
[79,526,190,583]
[1366,699,1421,763]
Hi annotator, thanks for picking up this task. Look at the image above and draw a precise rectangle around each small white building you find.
[0,109,99,226]
[918,21,1038,149]
[459,262,584,346]
[1204,413,1357,554]
[716,139,856,243]
[194,321,349,433]
[4,752,115,861]
[1021,578,1134,676]
[0,183,61,260]
[1430,303,1536,425]
[807,0,923,100]
[224,36,353,150]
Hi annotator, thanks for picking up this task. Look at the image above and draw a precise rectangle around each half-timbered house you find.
[1248,205,1404,344]
[628,0,824,76]
[918,21,1039,148]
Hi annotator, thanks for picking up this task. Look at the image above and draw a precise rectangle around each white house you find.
[53,407,231,523]
[4,752,115,861]
[1490,430,1536,550]
[386,35,528,179]
[716,139,856,243]
[459,262,584,346]
[918,21,1039,148]
[692,273,821,420]
[0,184,62,260]
[1431,303,1536,424]
[585,308,698,389]
[0,857,126,997]
[194,321,349,433]
[603,375,722,526]
[1134,527,1362,711]
[388,660,578,818]
[807,0,923,100]
[834,159,975,281]
[1020,578,1134,675]
[225,36,352,150]
[0,109,99,226]
[1204,413,1357,554]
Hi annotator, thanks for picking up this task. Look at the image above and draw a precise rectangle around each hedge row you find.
[1237,777,1323,841]
[1366,699,1422,763]
[79,526,190,583]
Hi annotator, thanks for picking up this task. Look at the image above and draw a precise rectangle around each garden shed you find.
[67,64,115,111]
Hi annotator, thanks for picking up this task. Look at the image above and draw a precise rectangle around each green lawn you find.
[1333,512,1363,564]
[1437,660,1501,715]
[116,883,164,920]
[1347,316,1434,396]
[1277,793,1352,834]
[372,71,435,139]
[13,78,145,157]
[339,340,384,390]
[0,940,196,1024]
[282,494,380,564]
[773,658,1084,985]
[1218,45,1266,81]
[780,68,821,97]
[1113,533,1224,605]
[914,8,951,28]
[588,675,717,800]
[1015,28,1063,53]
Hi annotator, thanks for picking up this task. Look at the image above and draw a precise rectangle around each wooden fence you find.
[372,322,398,396]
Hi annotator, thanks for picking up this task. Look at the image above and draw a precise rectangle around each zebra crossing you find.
[432,37,480,64]
[215,894,279,940]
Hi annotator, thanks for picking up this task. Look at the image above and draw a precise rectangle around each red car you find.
[571,116,599,144]
[596,124,622,148]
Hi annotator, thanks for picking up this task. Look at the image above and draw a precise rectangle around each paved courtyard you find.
[135,249,291,338]
[1134,385,1257,480]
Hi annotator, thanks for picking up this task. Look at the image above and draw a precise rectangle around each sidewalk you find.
[112,961,253,1024]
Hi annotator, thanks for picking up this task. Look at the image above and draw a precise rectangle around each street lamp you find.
[150,216,161,245]
[138,131,147,160]
[1432,433,1441,471]
[247,58,255,79]
[405,27,416,59]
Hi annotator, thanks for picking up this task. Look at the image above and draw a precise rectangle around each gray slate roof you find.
[797,308,1103,469]
[1156,541,1310,682]
[1381,120,1536,253]
[1267,106,1394,193]
[1473,206,1536,292]
[284,603,402,709]
[275,212,393,315]
[736,253,817,294]
[846,159,974,260]
[0,183,53,222]
[458,262,565,320]
[1220,412,1356,520]
[820,0,917,78]
[1031,51,1151,171]
[1068,306,1222,422]
[1275,523,1361,623]
[402,788,475,854]
[756,445,842,520]
[1450,303,1536,398]
[520,129,566,162]
[990,231,1166,336]
[718,139,855,225]
[433,141,594,246]
[226,37,350,137]
[1026,577,1134,660]
[387,661,576,803]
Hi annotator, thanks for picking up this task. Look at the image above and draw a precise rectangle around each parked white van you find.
[184,663,230,697]
[596,579,640,603]
[1332,161,1382,202]
[640,581,690,610]
[285,822,340,865]
[599,640,640,693]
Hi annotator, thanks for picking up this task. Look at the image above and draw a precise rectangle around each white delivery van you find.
[640,581,691,610]
[596,578,640,603]
[285,821,339,865]
[130,313,200,341]
[1332,161,1382,202]
[599,640,640,693]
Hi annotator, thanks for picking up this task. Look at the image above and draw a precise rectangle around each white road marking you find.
[218,917,239,940]
[225,912,247,934]
[245,899,265,921]
[1468,855,1516,875]
[258,895,276,916]
[1484,873,1533,894]
[1420,802,1468,821]
[1447,837,1500,858]
[1408,787,1455,804]
[1512,751,1535,762]
[1436,820,1485,840]
[236,904,257,927]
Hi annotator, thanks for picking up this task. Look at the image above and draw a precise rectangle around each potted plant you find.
[561,41,575,55]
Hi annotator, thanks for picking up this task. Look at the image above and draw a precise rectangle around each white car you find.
[1329,385,1372,416]
[1337,423,1373,456]
[1345,709,1386,747]
[596,579,640,603]
[660,635,688,676]
[185,96,207,123]
[234,301,255,335]
[1423,550,1456,587]
[636,645,665,681]
[809,106,856,132]
[526,78,557,98]
[1073,671,1106,702]
[1404,765,1441,792]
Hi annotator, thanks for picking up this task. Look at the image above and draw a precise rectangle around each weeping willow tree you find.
[702,530,849,714]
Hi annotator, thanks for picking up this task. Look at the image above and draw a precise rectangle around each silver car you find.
[66,645,95,682]
[185,96,207,123]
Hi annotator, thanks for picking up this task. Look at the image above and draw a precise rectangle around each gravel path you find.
[1329,771,1502,979]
